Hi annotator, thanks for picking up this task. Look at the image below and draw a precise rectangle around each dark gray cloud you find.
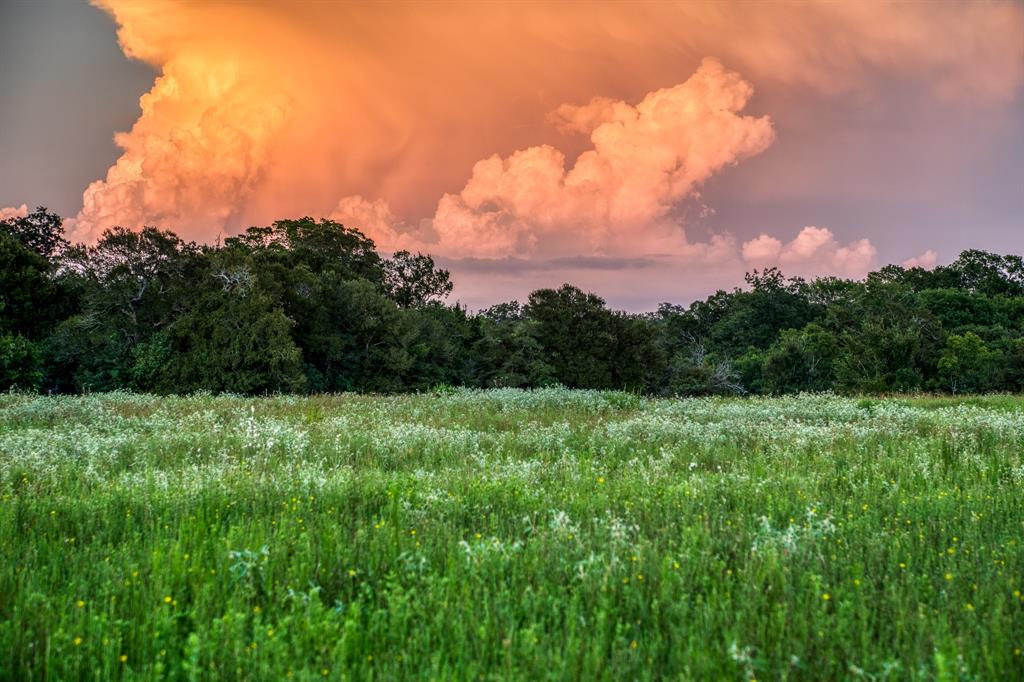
[435,255,661,275]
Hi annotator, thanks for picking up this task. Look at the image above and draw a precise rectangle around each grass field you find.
[1,390,1022,680]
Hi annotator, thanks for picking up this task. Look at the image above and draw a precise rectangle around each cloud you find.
[742,226,878,278]
[69,0,1022,246]
[427,58,774,258]
[438,255,661,276]
[0,204,29,221]
[327,196,411,253]
[903,249,939,270]
[70,37,291,242]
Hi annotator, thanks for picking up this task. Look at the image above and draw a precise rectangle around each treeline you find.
[2,207,1022,395]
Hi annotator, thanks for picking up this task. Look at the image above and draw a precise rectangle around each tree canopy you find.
[2,210,1022,395]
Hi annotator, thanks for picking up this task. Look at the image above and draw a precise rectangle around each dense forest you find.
[1,207,1022,395]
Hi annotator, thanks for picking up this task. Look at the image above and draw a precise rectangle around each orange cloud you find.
[69,0,1022,277]
[0,204,29,221]
[420,58,773,258]
[903,250,939,270]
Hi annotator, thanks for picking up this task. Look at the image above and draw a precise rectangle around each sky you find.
[1,1,1022,311]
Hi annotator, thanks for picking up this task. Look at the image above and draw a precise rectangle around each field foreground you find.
[1,390,1022,680]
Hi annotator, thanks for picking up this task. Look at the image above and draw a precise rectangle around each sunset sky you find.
[1,0,1022,310]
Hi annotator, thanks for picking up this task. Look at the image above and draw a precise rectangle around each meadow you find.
[0,390,1021,681]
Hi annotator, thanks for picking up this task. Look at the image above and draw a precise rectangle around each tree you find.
[0,206,67,259]
[917,288,1001,333]
[471,302,555,388]
[399,303,473,390]
[609,313,665,392]
[1003,338,1024,391]
[762,324,838,394]
[163,285,307,395]
[525,284,618,389]
[0,231,69,339]
[708,269,820,356]
[0,334,42,391]
[937,332,999,394]
[63,226,201,346]
[382,251,453,307]
[226,218,383,285]
[292,277,412,392]
[44,227,200,390]
[942,250,1024,297]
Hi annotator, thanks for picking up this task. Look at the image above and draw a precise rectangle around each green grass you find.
[1,390,1022,680]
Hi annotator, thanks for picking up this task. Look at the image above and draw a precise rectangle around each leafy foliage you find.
[0,206,68,259]
[2,207,1022,395]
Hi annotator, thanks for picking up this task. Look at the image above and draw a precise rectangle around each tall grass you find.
[0,390,1021,680]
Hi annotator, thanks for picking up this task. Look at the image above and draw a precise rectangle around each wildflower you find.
[630,640,638,649]
[119,654,127,663]
[163,596,172,604]
[348,569,356,577]
[76,600,85,608]
[853,579,861,587]
[822,593,830,601]
[597,476,605,485]
[73,637,82,646]
[964,603,974,611]
[944,573,953,581]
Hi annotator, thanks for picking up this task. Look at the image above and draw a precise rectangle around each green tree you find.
[0,232,68,339]
[1003,338,1024,391]
[164,286,307,394]
[471,302,555,388]
[0,334,42,391]
[46,227,200,391]
[0,206,67,259]
[943,250,1024,297]
[383,251,453,307]
[762,324,838,394]
[525,285,618,389]
[708,269,820,356]
[937,332,999,394]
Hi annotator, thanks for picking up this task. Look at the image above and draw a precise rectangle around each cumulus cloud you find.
[742,226,878,278]
[427,59,774,258]
[903,250,939,270]
[55,1,1018,309]
[70,43,291,242]
[0,204,29,221]
[327,195,438,254]
[71,0,1022,246]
